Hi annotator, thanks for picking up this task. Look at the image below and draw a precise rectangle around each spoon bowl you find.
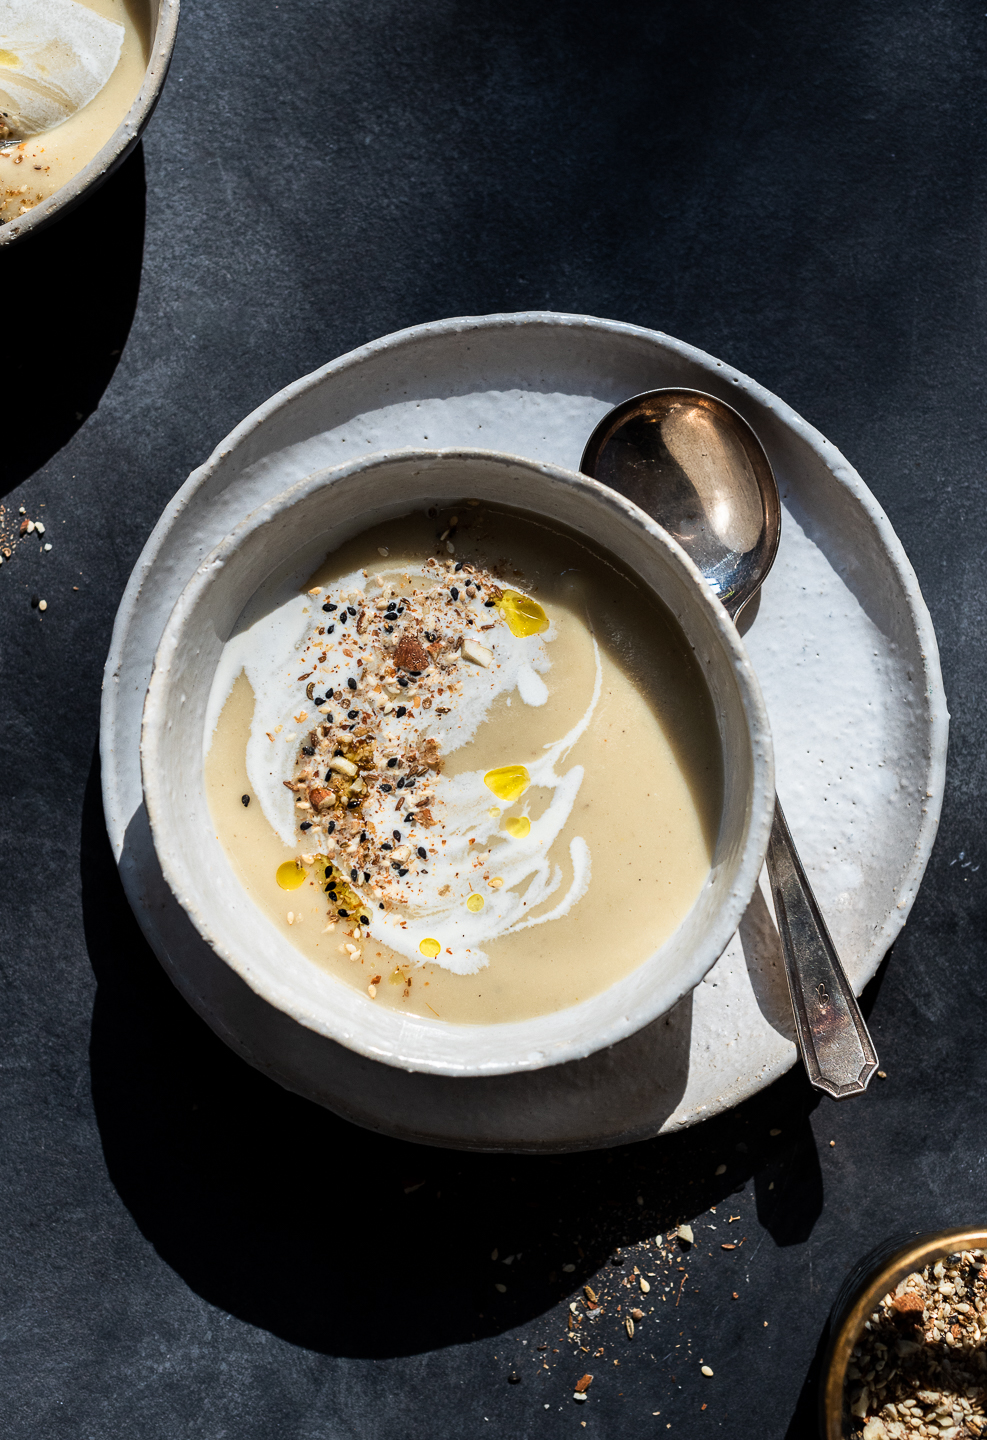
[581,388,781,620]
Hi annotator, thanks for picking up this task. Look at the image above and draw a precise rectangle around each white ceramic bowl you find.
[0,0,180,246]
[141,448,775,1077]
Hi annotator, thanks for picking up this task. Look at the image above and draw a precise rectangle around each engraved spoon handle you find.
[766,797,879,1099]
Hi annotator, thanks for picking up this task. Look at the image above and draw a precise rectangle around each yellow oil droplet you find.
[276,859,306,890]
[419,937,441,959]
[499,589,549,637]
[487,806,501,818]
[504,815,531,840]
[389,967,406,986]
[466,893,485,913]
[483,764,530,802]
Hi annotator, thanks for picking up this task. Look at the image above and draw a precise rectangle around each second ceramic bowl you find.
[140,447,774,1077]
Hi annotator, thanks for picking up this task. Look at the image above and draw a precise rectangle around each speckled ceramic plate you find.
[101,313,948,1151]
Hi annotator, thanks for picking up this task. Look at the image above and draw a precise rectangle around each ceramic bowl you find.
[0,0,180,246]
[140,447,775,1077]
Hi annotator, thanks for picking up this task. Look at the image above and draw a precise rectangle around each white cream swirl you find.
[206,559,600,974]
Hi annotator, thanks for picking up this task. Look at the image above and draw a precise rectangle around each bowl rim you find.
[141,445,775,1076]
[0,0,180,246]
[820,1226,987,1439]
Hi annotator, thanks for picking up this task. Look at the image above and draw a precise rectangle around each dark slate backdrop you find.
[4,2,985,1436]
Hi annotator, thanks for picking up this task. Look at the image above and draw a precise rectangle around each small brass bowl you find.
[821,1226,987,1438]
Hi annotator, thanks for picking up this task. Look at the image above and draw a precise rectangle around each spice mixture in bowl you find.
[141,449,774,1076]
[822,1229,987,1440]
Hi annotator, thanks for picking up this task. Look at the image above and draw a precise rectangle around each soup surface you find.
[0,0,150,226]
[205,503,723,1024]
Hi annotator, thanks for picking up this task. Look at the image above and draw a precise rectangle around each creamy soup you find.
[205,504,723,1025]
[0,0,150,226]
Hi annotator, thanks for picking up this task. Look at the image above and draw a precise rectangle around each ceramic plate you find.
[101,313,947,1151]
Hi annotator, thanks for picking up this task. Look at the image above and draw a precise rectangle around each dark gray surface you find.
[3,1,985,1435]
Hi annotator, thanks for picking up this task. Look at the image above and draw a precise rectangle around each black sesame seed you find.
[338,908,349,917]
[347,606,357,616]
[339,612,348,624]
[398,677,409,688]
[322,602,334,612]
[409,670,421,678]
[384,624,393,634]
[302,746,315,756]
[417,846,427,859]
[360,914,369,924]
[396,706,406,717]
[450,586,459,599]
[325,688,334,699]
[347,798,360,807]
[454,562,463,572]
[327,821,336,834]
[326,713,334,723]
[398,867,409,877]
[312,695,324,706]
[379,902,385,909]
[381,842,392,851]
[300,821,312,831]
[325,771,333,781]
[327,624,335,633]
[381,783,393,792]
[347,709,359,719]
[397,777,405,790]
[393,830,402,841]
[350,868,358,881]
[405,778,416,790]
[360,830,367,841]
[241,794,250,807]
[363,872,370,883]
[387,757,398,768]
[347,677,357,690]
[484,600,494,607]
[333,748,343,756]
[424,631,436,642]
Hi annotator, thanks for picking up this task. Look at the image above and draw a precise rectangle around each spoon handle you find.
[766,797,879,1099]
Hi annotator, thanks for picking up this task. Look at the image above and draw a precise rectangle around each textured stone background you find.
[3,1,985,1435]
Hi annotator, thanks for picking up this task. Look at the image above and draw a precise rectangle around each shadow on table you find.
[82,749,831,1361]
[3,144,145,496]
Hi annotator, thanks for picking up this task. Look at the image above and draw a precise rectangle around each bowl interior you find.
[0,0,179,245]
[141,448,773,1076]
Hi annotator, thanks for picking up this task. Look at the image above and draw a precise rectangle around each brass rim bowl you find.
[0,0,180,246]
[821,1226,987,1439]
[140,447,775,1078]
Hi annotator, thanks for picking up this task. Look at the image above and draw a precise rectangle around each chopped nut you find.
[461,636,493,667]
[574,1374,593,1393]
[394,635,431,671]
[329,756,359,778]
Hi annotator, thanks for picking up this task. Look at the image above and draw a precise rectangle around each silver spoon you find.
[581,388,879,1099]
